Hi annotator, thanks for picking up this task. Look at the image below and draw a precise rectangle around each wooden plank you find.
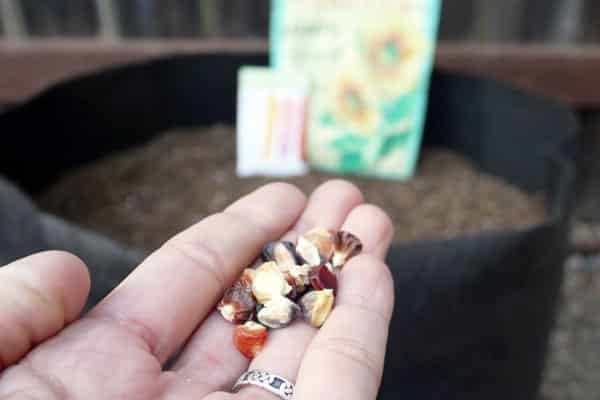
[19,0,98,37]
[0,0,27,39]
[1,39,600,106]
[95,0,120,40]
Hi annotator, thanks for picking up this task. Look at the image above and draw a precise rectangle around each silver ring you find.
[232,369,294,400]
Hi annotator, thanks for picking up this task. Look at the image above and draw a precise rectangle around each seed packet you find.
[271,0,441,179]
[236,66,309,177]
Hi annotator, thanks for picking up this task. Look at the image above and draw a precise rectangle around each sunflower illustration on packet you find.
[331,71,381,136]
[271,0,441,179]
[364,19,430,99]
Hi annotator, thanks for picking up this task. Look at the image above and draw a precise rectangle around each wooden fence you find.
[0,1,271,39]
[2,1,599,42]
[1,0,600,106]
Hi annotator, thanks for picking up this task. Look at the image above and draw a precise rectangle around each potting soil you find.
[37,125,546,252]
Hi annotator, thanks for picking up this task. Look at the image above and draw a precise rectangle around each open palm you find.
[0,181,394,400]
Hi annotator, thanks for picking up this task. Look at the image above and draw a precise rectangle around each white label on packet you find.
[236,67,309,177]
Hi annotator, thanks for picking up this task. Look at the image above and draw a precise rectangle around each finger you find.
[168,312,248,390]
[0,251,90,370]
[87,183,307,364]
[236,183,381,400]
[294,253,395,400]
[337,204,394,260]
[172,180,363,397]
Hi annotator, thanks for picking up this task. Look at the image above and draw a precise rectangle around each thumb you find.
[0,251,90,370]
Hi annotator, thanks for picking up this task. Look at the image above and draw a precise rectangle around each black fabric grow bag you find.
[0,54,577,400]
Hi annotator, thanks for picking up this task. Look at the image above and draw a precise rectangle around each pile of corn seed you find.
[217,228,362,358]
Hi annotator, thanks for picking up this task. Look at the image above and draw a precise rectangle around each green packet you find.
[271,0,441,179]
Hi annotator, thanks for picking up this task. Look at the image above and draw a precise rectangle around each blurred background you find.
[1,0,599,41]
[1,2,599,400]
[2,0,600,106]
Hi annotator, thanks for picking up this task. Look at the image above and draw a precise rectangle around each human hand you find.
[0,181,394,399]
